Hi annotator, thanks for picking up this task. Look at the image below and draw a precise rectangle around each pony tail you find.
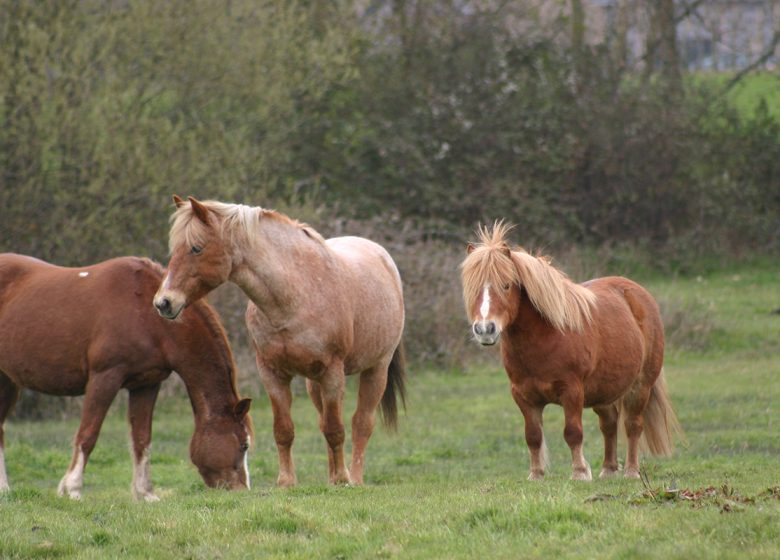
[640,369,684,456]
[380,342,407,432]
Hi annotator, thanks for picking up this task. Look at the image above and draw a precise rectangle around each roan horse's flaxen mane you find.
[461,221,597,333]
[168,200,324,254]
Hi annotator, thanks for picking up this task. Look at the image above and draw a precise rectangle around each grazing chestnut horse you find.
[154,196,406,486]
[0,254,252,500]
[461,223,681,481]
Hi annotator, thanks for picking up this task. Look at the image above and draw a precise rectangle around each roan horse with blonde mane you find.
[461,223,681,481]
[154,196,406,486]
[0,254,252,500]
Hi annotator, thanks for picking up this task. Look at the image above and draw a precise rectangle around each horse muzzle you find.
[473,320,500,346]
[153,294,184,320]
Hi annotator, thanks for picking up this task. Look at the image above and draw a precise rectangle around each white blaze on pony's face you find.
[472,283,502,345]
[154,196,233,320]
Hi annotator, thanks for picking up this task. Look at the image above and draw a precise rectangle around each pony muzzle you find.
[153,291,185,320]
[473,320,500,346]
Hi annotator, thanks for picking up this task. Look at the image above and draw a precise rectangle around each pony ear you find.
[466,243,476,254]
[172,194,185,208]
[233,398,252,420]
[188,196,211,224]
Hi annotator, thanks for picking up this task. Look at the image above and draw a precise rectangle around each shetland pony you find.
[0,254,252,500]
[460,223,681,480]
[154,196,406,486]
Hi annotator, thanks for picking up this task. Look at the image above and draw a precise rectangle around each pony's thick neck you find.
[169,300,242,422]
[462,223,596,333]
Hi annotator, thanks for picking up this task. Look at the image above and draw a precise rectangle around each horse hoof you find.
[572,465,593,481]
[598,468,620,479]
[276,475,297,488]
[527,471,545,481]
[624,469,641,479]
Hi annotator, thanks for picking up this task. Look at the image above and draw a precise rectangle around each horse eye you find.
[503,284,511,291]
[240,442,249,453]
[191,245,202,255]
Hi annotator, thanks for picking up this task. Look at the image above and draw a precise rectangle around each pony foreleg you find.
[318,366,351,485]
[58,370,124,499]
[128,383,161,502]
[259,366,297,487]
[349,363,389,485]
[593,404,620,478]
[511,387,547,481]
[562,389,592,481]
[0,373,20,492]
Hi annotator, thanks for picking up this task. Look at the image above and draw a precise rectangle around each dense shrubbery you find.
[1,0,778,394]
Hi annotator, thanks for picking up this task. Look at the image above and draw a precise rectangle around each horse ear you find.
[188,196,210,224]
[233,398,251,420]
[172,194,185,208]
[501,243,511,257]
[466,243,476,254]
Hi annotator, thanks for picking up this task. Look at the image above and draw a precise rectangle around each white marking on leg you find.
[58,449,85,499]
[0,447,9,491]
[78,271,89,278]
[243,436,251,489]
[132,447,159,502]
[480,285,491,319]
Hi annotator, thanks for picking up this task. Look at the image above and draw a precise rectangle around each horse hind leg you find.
[620,386,652,479]
[349,361,390,486]
[128,383,161,502]
[593,404,620,478]
[259,364,297,487]
[0,372,21,492]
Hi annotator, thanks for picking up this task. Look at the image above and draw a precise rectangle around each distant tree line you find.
[1,0,778,267]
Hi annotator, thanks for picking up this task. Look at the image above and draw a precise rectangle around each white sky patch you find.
[78,271,89,278]
[480,285,491,319]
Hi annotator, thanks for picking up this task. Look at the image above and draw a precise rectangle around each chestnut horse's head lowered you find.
[154,195,241,319]
[460,222,597,345]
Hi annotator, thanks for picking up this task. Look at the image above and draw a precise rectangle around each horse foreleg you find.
[511,386,547,481]
[349,363,389,485]
[593,404,620,478]
[0,372,20,492]
[305,379,337,482]
[58,369,124,499]
[127,383,161,502]
[319,365,350,485]
[562,388,592,481]
[258,365,297,487]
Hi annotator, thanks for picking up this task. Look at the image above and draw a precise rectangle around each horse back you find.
[0,254,169,394]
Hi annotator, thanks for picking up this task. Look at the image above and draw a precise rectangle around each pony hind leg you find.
[127,383,161,502]
[593,404,620,478]
[510,386,547,481]
[258,364,297,487]
[0,372,20,492]
[58,368,125,499]
[621,386,653,479]
[349,362,390,485]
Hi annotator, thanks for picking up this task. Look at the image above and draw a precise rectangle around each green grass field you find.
[1,262,778,559]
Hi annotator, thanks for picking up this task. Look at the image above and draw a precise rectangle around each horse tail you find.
[640,368,684,456]
[380,341,407,432]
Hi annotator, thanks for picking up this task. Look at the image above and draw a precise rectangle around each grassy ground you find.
[1,262,778,559]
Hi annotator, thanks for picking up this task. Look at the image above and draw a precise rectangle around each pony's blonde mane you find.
[168,199,324,253]
[461,222,597,333]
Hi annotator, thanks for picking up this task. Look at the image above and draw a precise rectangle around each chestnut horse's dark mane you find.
[137,257,246,427]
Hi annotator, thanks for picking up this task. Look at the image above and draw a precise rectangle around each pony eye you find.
[503,284,511,291]
[191,245,203,255]
[240,442,249,453]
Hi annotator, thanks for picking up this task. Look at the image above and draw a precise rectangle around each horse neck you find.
[229,217,330,319]
[508,287,558,340]
[169,307,239,424]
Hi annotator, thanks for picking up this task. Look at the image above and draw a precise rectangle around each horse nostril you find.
[474,323,484,335]
[156,297,171,313]
[486,322,496,335]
